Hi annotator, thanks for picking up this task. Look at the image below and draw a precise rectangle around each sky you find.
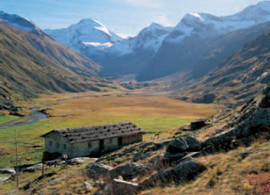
[1,0,269,37]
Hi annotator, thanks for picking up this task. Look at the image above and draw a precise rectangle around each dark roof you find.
[41,122,145,144]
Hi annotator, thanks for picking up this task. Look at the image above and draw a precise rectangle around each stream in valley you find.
[0,108,48,129]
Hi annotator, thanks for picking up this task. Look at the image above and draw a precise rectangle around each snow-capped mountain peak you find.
[0,11,42,34]
[45,18,122,52]
[77,18,113,38]
[166,1,270,43]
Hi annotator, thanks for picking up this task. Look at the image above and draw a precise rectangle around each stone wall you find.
[104,137,118,151]
[123,134,143,145]
[44,133,143,158]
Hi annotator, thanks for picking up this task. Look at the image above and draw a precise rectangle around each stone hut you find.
[41,122,145,159]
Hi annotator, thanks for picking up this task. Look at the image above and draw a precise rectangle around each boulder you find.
[110,163,148,180]
[0,168,16,174]
[139,160,206,190]
[167,136,201,153]
[0,176,9,182]
[22,163,43,173]
[163,152,187,164]
[68,158,86,165]
[173,160,207,182]
[87,163,113,179]
[104,179,138,195]
[83,181,94,191]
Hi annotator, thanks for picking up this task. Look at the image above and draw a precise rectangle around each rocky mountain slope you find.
[173,22,270,106]
[0,15,115,110]
[137,1,270,81]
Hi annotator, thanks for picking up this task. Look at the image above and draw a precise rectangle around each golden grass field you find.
[0,92,217,168]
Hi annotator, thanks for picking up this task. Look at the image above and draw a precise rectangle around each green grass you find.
[0,95,216,168]
[0,116,17,125]
[0,113,195,168]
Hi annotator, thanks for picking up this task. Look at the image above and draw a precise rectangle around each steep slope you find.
[0,21,110,106]
[0,11,43,35]
[174,23,270,106]
[137,1,270,81]
[46,21,172,75]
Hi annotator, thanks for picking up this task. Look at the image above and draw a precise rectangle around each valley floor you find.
[0,91,217,168]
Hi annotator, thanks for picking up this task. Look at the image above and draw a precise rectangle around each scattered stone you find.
[0,168,16,175]
[87,163,113,179]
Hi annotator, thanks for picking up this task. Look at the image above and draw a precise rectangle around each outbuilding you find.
[41,122,145,159]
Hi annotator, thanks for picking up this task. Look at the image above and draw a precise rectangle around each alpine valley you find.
[1,1,270,195]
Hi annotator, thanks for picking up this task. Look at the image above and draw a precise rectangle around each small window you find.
[88,142,92,148]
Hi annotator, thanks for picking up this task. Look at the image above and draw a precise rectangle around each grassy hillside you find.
[0,22,115,107]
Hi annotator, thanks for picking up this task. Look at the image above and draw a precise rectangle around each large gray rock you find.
[104,179,138,195]
[110,163,148,180]
[139,160,206,190]
[87,163,113,179]
[22,163,43,173]
[167,136,201,153]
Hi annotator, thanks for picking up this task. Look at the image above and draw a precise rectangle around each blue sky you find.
[0,0,268,37]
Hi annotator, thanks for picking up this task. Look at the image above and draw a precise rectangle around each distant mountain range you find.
[45,1,270,82]
[2,1,270,108]
[45,20,172,75]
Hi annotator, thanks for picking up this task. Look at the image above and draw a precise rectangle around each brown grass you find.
[141,140,270,195]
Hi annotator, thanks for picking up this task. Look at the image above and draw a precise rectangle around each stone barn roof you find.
[41,122,145,144]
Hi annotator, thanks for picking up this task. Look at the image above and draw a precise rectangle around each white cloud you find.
[117,0,161,8]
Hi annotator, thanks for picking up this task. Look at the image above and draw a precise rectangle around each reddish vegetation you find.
[247,173,270,195]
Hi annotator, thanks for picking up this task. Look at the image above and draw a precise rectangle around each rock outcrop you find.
[110,163,148,181]
[167,136,201,153]
[139,159,206,190]
[87,163,113,179]
[202,85,270,152]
